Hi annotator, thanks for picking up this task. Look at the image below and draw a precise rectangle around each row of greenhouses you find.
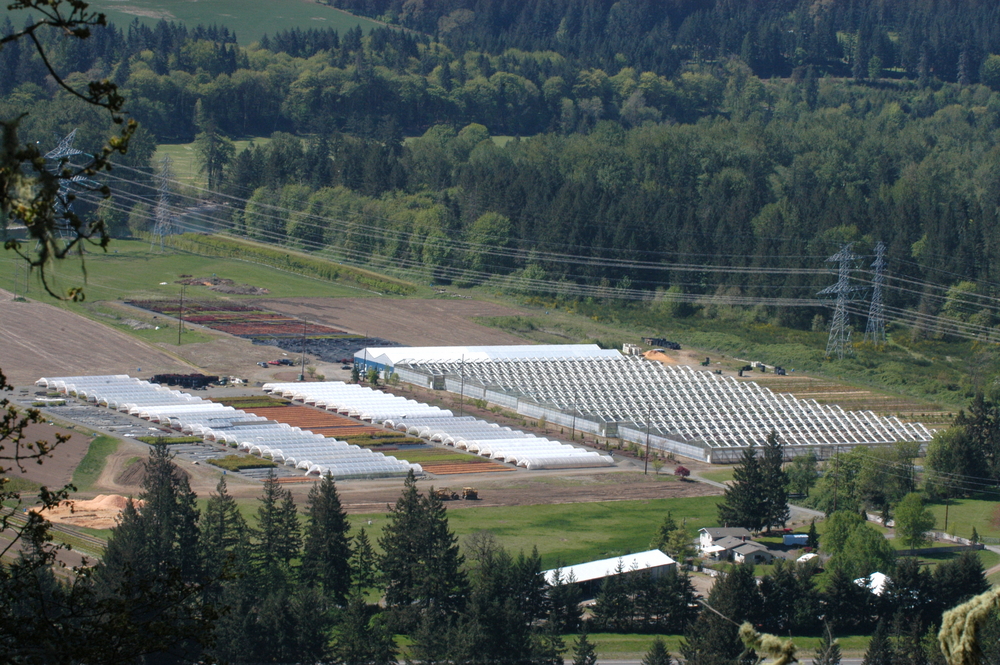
[263,382,615,470]
[36,375,419,479]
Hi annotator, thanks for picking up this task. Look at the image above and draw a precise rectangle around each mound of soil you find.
[34,494,144,529]
[116,458,190,488]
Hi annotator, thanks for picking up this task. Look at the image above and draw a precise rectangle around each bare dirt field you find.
[0,289,193,386]
[257,297,534,347]
[5,422,95,489]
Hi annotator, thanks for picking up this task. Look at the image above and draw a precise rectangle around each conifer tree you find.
[807,519,819,549]
[717,447,765,532]
[862,619,893,665]
[572,629,598,665]
[379,471,467,628]
[200,475,249,585]
[682,563,760,665]
[252,469,301,584]
[643,637,673,665]
[761,431,789,531]
[331,595,398,665]
[351,527,378,595]
[300,473,352,603]
[101,444,202,583]
[548,568,584,633]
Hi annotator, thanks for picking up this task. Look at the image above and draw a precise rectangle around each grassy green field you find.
[156,139,272,187]
[927,497,1000,541]
[71,435,120,491]
[574,632,872,658]
[58,0,385,45]
[0,239,369,304]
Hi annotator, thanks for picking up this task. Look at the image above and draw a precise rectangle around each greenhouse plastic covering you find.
[262,381,615,470]
[393,353,934,461]
[36,375,418,479]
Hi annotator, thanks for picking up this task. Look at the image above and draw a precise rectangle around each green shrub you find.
[206,455,277,471]
[137,436,203,444]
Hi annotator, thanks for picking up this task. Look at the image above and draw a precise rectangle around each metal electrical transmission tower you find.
[864,241,887,347]
[44,130,93,238]
[151,155,175,252]
[818,243,864,359]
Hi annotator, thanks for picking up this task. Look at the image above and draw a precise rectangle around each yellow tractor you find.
[462,487,479,500]
[433,487,460,501]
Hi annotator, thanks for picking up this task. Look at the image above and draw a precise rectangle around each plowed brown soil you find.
[256,297,533,346]
[0,289,193,385]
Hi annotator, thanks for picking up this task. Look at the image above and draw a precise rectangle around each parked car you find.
[341,365,351,370]
[257,361,268,367]
[277,359,295,366]
[267,360,281,366]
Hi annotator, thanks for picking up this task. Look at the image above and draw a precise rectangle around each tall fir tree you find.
[862,619,893,665]
[300,473,352,603]
[96,444,208,662]
[379,471,467,630]
[331,595,398,665]
[252,469,302,585]
[761,431,789,531]
[200,475,249,586]
[350,527,378,595]
[717,447,765,532]
[682,563,761,665]
[813,622,841,665]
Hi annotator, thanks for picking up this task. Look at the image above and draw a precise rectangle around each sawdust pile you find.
[34,494,143,529]
[643,350,677,364]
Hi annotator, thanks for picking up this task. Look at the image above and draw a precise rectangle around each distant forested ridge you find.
[4,7,1000,336]
[324,0,1000,83]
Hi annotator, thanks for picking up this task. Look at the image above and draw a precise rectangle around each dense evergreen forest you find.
[5,1,1000,338]
[5,441,996,664]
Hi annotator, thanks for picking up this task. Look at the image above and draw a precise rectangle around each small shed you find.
[783,534,809,546]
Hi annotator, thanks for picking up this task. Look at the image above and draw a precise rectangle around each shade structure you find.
[38,375,418,480]
[263,381,615,471]
[390,350,934,463]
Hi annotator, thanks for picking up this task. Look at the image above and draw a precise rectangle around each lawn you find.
[156,138,272,186]
[926,497,1000,542]
[4,239,367,303]
[64,0,384,45]
[578,632,872,658]
[215,494,721,570]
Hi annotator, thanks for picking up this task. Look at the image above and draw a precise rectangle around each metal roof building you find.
[375,345,933,463]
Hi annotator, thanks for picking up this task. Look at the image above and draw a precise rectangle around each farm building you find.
[542,550,676,598]
[359,345,933,463]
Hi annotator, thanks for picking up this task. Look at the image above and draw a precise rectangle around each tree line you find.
[5,440,993,664]
[324,0,1000,85]
[7,15,1000,339]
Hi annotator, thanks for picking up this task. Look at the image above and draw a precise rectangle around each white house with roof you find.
[699,527,752,556]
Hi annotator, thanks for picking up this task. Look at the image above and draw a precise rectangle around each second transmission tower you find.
[818,243,863,359]
[864,241,887,347]
[151,155,174,252]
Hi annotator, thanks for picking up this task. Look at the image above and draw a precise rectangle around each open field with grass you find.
[156,138,273,187]
[0,239,369,304]
[76,1,383,44]
[926,497,1000,541]
[574,632,872,658]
